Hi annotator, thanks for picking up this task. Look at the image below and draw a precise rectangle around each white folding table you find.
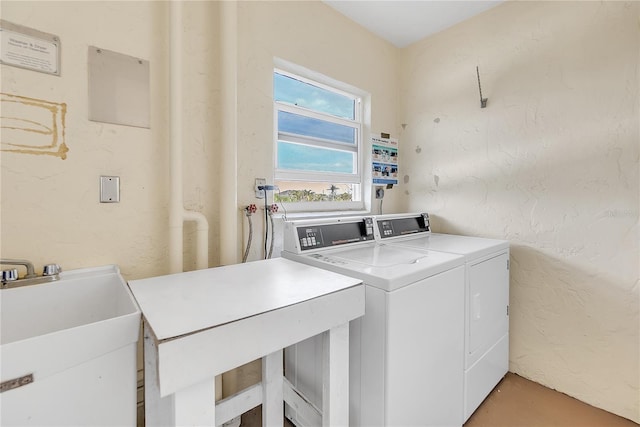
[128,257,364,427]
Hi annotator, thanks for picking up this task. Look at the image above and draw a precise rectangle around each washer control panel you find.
[377,213,430,239]
[293,217,375,252]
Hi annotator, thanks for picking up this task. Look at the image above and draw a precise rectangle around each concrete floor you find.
[464,373,638,427]
[240,372,638,427]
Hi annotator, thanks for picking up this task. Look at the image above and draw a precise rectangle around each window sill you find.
[272,209,371,221]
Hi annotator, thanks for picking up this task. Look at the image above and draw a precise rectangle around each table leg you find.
[262,350,284,427]
[173,378,216,426]
[144,322,215,426]
[322,322,350,427]
[144,322,172,426]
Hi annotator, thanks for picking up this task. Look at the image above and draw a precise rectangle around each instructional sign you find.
[0,20,60,75]
[372,136,398,185]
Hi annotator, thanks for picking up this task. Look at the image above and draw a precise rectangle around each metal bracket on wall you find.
[476,66,488,108]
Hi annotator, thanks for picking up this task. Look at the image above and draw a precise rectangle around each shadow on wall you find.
[403,111,636,216]
[507,243,639,418]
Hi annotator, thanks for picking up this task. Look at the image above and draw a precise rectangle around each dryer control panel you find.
[283,217,375,253]
[377,213,430,239]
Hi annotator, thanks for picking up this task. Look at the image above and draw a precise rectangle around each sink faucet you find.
[1,259,61,288]
[1,258,37,279]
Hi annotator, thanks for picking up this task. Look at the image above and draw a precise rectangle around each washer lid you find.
[328,243,431,267]
[392,233,509,260]
[291,242,464,292]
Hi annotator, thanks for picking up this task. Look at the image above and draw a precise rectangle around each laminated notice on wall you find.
[0,20,60,76]
[372,136,398,185]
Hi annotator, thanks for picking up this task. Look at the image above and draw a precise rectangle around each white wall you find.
[399,1,639,422]
[2,1,169,279]
[0,1,221,278]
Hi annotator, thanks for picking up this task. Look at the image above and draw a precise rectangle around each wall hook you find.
[476,66,488,108]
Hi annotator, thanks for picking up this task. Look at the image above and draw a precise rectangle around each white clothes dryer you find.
[281,216,466,427]
[374,213,510,422]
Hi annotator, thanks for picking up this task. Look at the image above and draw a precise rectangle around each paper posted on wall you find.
[372,136,398,185]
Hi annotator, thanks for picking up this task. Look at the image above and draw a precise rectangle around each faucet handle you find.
[2,269,19,282]
[42,264,61,276]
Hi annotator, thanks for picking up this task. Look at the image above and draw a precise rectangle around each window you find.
[273,66,365,211]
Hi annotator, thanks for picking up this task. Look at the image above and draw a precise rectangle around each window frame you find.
[273,65,366,212]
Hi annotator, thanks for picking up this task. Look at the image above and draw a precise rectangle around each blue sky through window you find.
[278,111,355,144]
[275,72,358,176]
[277,141,355,173]
[274,73,355,120]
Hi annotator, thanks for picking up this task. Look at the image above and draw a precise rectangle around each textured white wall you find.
[1,1,171,279]
[0,1,220,278]
[180,1,222,270]
[399,1,639,422]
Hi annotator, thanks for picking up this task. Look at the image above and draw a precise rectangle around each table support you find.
[145,324,216,426]
[174,378,216,426]
[262,350,284,426]
[322,323,350,427]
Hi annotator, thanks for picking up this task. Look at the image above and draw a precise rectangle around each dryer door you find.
[467,252,509,367]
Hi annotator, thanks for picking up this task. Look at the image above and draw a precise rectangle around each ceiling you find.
[323,1,504,48]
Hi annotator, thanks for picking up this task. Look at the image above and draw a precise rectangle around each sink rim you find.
[1,265,141,383]
[1,264,140,346]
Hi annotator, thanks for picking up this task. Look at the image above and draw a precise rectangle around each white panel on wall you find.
[88,46,150,128]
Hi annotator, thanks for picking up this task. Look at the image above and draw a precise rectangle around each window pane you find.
[275,73,355,120]
[278,111,356,144]
[274,181,355,203]
[277,141,355,174]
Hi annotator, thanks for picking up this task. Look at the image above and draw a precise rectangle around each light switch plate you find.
[100,176,120,203]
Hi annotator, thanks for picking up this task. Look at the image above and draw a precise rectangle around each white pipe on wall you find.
[219,0,240,402]
[184,210,209,270]
[219,0,239,266]
[169,0,209,273]
[169,0,184,274]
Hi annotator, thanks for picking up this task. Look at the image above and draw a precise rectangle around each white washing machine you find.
[281,215,466,427]
[374,213,510,422]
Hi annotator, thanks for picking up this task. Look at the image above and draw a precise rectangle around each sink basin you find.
[1,265,141,426]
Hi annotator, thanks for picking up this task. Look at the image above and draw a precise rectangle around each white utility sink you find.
[0,265,141,426]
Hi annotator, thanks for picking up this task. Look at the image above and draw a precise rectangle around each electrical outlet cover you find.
[100,176,120,203]
[255,178,266,198]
